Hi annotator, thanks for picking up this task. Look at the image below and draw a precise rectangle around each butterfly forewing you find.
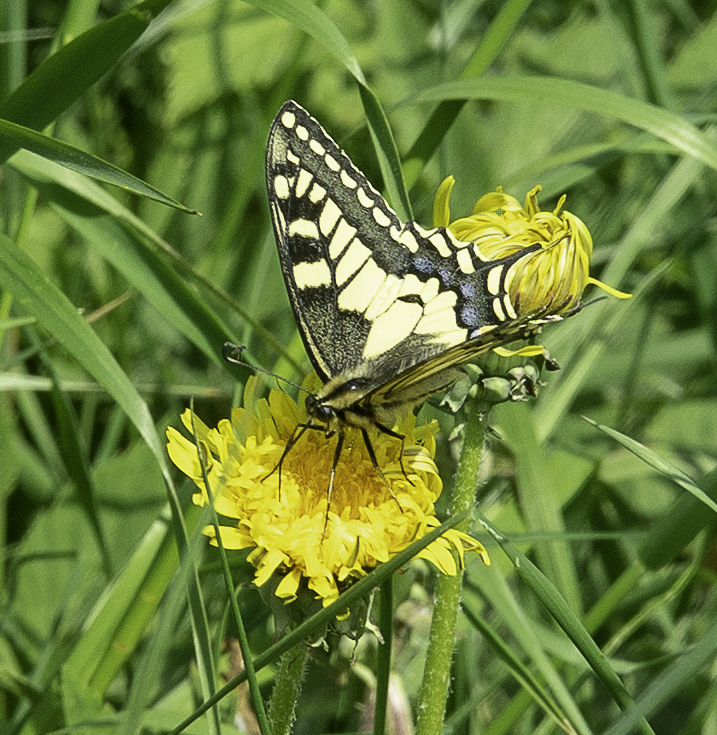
[266,100,538,400]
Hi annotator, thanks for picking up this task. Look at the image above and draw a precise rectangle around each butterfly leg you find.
[265,422,312,499]
[322,432,345,534]
[360,428,405,513]
[373,422,415,488]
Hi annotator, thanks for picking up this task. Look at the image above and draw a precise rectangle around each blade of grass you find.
[373,577,393,735]
[496,401,582,613]
[53,199,229,366]
[0,0,174,159]
[461,590,579,734]
[583,417,717,515]
[249,0,412,220]
[0,118,197,213]
[0,236,218,731]
[403,0,534,186]
[191,408,270,735]
[474,509,650,730]
[602,621,717,735]
[410,77,717,172]
[62,508,182,699]
[625,0,676,109]
[357,85,413,221]
[0,235,163,464]
[10,149,297,371]
[638,464,717,571]
[28,329,113,578]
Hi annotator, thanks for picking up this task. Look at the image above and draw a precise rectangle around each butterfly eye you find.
[313,403,335,423]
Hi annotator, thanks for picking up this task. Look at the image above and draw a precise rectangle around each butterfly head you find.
[305,375,380,436]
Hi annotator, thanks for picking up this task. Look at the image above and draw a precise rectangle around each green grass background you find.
[2,0,717,733]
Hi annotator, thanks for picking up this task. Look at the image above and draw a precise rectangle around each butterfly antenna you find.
[222,342,310,394]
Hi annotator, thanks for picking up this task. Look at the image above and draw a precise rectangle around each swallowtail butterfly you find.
[266,100,560,495]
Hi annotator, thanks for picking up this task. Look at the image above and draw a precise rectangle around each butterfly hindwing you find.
[266,100,540,399]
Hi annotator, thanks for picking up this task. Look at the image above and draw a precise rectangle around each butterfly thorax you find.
[306,375,389,436]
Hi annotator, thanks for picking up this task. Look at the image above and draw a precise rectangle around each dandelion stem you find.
[374,576,394,735]
[415,408,485,735]
[268,645,310,735]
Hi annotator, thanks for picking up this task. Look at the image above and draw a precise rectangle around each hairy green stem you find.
[374,576,394,735]
[416,409,486,735]
[268,645,310,735]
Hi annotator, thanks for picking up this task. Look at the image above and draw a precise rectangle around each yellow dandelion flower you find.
[434,176,630,320]
[166,376,488,608]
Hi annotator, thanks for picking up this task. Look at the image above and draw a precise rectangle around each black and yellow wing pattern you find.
[266,100,548,437]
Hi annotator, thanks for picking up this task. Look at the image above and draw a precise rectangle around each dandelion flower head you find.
[433,177,629,319]
[167,376,488,607]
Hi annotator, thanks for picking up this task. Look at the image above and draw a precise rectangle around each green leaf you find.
[249,0,412,220]
[0,234,164,468]
[0,118,197,212]
[403,0,533,185]
[475,510,643,723]
[583,416,717,515]
[602,621,717,735]
[410,76,717,173]
[0,1,172,159]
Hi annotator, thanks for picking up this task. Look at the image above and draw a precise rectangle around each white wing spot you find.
[325,155,340,171]
[429,232,452,258]
[363,301,423,359]
[296,125,309,141]
[395,227,418,253]
[365,274,403,321]
[319,198,341,236]
[293,260,332,289]
[310,139,326,155]
[273,175,290,200]
[357,187,374,208]
[295,168,313,198]
[288,219,319,239]
[281,111,296,128]
[309,183,326,203]
[373,207,390,227]
[456,248,475,274]
[487,264,503,296]
[329,219,357,259]
[336,238,372,286]
[424,289,457,315]
[492,297,506,322]
[420,277,440,303]
[414,292,461,340]
[287,150,300,165]
[398,273,423,297]
[341,170,357,189]
[337,258,386,313]
[502,294,517,320]
[416,312,466,345]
